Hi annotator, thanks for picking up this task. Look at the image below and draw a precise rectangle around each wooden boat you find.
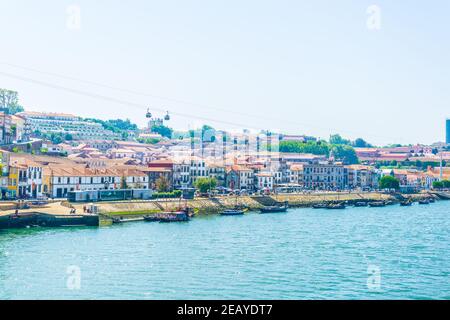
[260,202,288,213]
[143,215,161,222]
[418,199,430,205]
[369,201,386,207]
[112,217,124,224]
[220,209,245,216]
[159,212,189,222]
[144,208,191,222]
[354,201,368,207]
[312,203,328,209]
[400,200,413,206]
[326,203,346,210]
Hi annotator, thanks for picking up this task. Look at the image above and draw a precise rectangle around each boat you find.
[354,201,368,207]
[143,215,161,222]
[144,208,191,222]
[369,201,386,207]
[220,209,245,216]
[418,199,430,205]
[385,201,395,206]
[159,211,190,222]
[428,197,436,203]
[112,217,124,224]
[326,203,346,210]
[312,203,328,209]
[400,200,413,206]
[260,202,288,213]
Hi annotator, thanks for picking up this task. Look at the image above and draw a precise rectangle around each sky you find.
[0,0,449,146]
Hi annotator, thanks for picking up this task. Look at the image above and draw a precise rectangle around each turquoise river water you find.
[0,202,449,299]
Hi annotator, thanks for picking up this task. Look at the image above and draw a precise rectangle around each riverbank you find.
[74,191,446,220]
[0,191,446,229]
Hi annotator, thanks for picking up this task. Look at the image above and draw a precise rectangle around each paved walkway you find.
[0,202,76,217]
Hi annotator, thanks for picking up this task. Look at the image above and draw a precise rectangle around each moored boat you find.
[143,215,161,222]
[418,199,430,205]
[220,209,245,216]
[312,203,328,209]
[326,203,346,210]
[354,201,368,207]
[144,209,191,222]
[369,201,386,207]
[159,211,190,222]
[400,200,413,206]
[260,202,288,213]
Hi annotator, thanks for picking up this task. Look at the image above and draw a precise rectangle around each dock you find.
[0,202,99,229]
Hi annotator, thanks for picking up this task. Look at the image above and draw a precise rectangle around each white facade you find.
[18,112,121,141]
[239,170,254,190]
[256,173,274,190]
[48,172,149,198]
[18,166,43,198]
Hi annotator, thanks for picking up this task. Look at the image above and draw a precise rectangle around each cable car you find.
[164,111,170,121]
[146,108,152,118]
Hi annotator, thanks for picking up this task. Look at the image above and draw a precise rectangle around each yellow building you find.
[7,164,19,198]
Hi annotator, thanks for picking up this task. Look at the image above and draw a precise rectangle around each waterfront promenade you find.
[0,201,75,217]
[0,191,445,224]
[72,191,437,217]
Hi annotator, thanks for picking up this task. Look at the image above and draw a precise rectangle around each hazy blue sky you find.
[0,0,449,145]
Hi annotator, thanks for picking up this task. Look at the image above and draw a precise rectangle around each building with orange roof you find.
[287,164,304,186]
[226,165,255,190]
[346,164,379,189]
[255,172,274,190]
[43,165,149,198]
[7,156,43,199]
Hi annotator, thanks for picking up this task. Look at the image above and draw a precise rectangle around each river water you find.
[0,202,449,299]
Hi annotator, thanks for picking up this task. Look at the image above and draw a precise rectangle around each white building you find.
[17,164,43,198]
[303,161,346,190]
[256,172,274,190]
[17,111,121,141]
[44,166,149,198]
[173,160,191,189]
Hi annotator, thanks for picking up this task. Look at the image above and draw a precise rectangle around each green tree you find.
[329,134,351,145]
[50,133,63,144]
[432,181,444,189]
[0,89,25,114]
[331,145,359,164]
[435,180,450,189]
[201,125,216,142]
[279,141,330,155]
[379,175,400,190]
[353,138,370,148]
[106,119,138,131]
[155,176,171,192]
[151,125,173,138]
[194,177,217,193]
[137,137,161,144]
